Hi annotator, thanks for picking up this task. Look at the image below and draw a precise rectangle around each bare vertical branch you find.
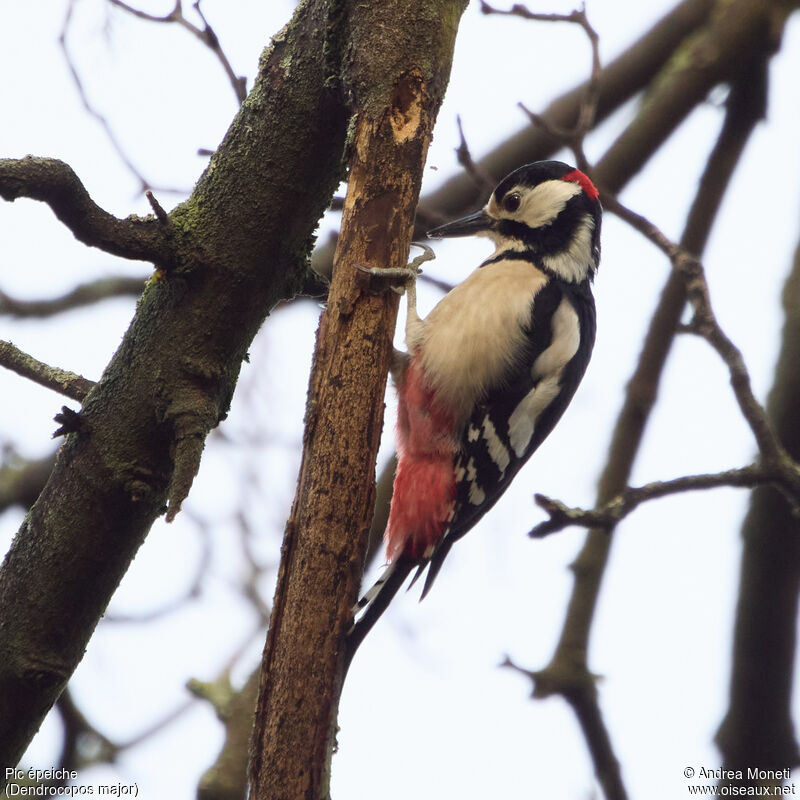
[715,229,800,786]
[247,3,468,797]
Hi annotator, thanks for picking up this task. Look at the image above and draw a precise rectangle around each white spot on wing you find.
[466,457,486,505]
[481,415,510,475]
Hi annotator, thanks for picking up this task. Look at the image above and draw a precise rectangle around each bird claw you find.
[354,242,435,294]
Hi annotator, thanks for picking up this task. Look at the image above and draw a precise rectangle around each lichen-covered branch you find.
[0,340,95,402]
[0,0,351,773]
[0,157,172,264]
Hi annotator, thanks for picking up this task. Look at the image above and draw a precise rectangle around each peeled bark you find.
[247,2,467,798]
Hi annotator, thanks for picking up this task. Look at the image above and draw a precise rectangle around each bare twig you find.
[57,686,194,769]
[454,116,495,196]
[145,190,170,224]
[104,513,212,624]
[530,465,776,538]
[0,277,145,318]
[0,157,173,264]
[108,0,247,104]
[602,193,797,487]
[0,340,95,402]
[483,2,601,165]
[60,1,187,195]
[502,655,627,800]
[418,272,456,293]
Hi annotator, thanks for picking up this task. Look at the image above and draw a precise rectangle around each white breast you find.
[413,259,548,422]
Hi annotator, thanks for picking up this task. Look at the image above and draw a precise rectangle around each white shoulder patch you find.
[507,297,581,457]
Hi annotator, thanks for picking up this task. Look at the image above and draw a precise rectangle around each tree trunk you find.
[247,2,467,798]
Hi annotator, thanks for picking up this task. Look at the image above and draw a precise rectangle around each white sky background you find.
[1,0,800,797]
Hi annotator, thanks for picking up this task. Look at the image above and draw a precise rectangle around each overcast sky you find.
[2,1,800,798]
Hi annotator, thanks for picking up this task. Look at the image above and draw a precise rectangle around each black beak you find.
[427,209,494,239]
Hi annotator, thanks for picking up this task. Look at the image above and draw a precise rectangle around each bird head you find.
[427,161,602,283]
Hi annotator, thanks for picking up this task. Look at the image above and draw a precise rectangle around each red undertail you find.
[385,359,457,561]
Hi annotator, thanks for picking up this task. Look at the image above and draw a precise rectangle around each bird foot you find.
[354,242,435,295]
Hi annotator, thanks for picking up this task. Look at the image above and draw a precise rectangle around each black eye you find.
[503,193,521,213]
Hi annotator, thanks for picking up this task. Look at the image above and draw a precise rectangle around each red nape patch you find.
[563,169,599,201]
[384,454,456,561]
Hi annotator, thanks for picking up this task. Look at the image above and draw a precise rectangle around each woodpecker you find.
[346,160,601,663]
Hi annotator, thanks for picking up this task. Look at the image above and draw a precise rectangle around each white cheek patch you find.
[518,180,582,229]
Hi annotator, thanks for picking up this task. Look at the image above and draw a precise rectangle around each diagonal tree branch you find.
[0,277,145,318]
[418,0,716,222]
[0,0,351,773]
[0,157,172,265]
[0,340,95,402]
[107,0,247,104]
[601,193,800,500]
[530,466,777,537]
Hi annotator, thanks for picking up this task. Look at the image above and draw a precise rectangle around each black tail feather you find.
[419,539,454,600]
[344,557,415,672]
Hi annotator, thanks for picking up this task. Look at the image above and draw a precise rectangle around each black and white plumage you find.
[346,161,601,664]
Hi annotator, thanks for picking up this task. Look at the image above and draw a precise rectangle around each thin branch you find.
[0,340,95,402]
[483,2,601,164]
[108,0,247,104]
[0,452,56,513]
[59,0,187,195]
[104,514,212,624]
[418,272,455,293]
[603,193,796,484]
[0,157,172,265]
[454,116,495,196]
[502,655,627,800]
[530,465,775,538]
[0,277,145,318]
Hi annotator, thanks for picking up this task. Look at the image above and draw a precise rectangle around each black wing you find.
[419,277,596,596]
